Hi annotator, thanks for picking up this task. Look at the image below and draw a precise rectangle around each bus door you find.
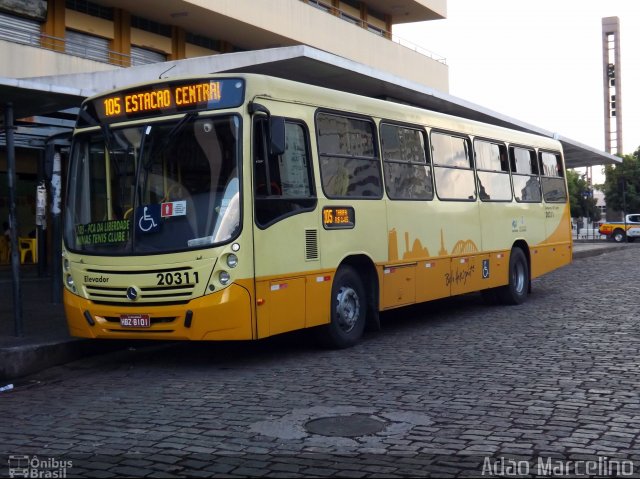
[251,115,318,338]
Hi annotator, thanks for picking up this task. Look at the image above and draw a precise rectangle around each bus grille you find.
[83,267,198,304]
[86,284,195,303]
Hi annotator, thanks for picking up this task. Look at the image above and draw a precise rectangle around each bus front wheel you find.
[497,247,529,305]
[317,266,366,349]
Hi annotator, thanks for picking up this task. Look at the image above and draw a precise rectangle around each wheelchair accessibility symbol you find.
[135,204,161,234]
[482,259,490,279]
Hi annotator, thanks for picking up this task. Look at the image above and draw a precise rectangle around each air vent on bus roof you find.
[305,229,319,261]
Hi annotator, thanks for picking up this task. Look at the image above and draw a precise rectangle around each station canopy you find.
[0,45,620,168]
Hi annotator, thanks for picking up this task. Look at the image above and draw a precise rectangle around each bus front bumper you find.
[64,282,254,340]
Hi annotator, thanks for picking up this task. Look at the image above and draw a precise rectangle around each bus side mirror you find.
[269,116,285,156]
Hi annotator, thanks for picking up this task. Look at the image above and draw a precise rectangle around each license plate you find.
[120,314,151,328]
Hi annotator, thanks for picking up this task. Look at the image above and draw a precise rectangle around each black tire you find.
[316,266,366,349]
[612,229,626,243]
[497,247,529,305]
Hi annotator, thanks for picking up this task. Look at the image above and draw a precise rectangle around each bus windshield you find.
[64,114,241,255]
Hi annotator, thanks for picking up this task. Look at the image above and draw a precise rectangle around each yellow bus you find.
[63,74,572,348]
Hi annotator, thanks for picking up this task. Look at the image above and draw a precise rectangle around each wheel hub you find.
[514,262,525,294]
[336,286,360,332]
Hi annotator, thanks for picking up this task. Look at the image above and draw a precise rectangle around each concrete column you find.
[170,26,186,61]
[41,0,66,51]
[111,8,131,67]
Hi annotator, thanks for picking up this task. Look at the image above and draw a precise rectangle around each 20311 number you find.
[156,271,199,286]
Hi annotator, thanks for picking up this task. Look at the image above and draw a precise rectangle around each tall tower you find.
[602,17,623,155]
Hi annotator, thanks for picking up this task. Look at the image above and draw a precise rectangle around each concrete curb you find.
[572,243,633,260]
[0,339,134,381]
[0,339,86,380]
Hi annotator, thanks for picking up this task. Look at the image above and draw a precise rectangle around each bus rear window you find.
[539,151,567,203]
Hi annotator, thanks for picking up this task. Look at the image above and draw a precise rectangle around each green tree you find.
[602,146,640,216]
[566,169,599,221]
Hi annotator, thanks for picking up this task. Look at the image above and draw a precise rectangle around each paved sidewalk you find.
[0,265,135,380]
[0,241,634,381]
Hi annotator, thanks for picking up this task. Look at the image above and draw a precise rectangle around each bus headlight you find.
[226,254,238,268]
[66,274,75,289]
[219,271,231,285]
[63,258,70,271]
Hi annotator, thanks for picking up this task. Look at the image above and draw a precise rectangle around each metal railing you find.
[572,221,607,241]
[0,23,152,67]
[303,0,447,64]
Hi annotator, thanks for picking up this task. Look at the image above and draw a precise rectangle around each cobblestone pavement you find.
[1,249,640,477]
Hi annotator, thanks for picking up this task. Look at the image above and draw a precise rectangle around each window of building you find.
[185,32,221,51]
[129,15,170,65]
[510,146,541,203]
[339,0,362,24]
[308,0,331,13]
[66,0,113,20]
[431,132,475,201]
[539,151,567,203]
[380,123,433,200]
[367,24,384,36]
[65,29,110,63]
[316,112,382,199]
[131,15,171,37]
[130,45,166,66]
[0,11,41,46]
[254,118,316,227]
[474,139,512,202]
[340,0,361,9]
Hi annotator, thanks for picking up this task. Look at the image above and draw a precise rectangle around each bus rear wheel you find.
[317,266,366,349]
[497,247,529,305]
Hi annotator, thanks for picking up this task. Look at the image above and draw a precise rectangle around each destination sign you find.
[322,206,355,230]
[75,219,130,246]
[83,78,245,125]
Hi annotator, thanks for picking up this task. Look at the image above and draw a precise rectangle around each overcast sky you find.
[394,0,640,172]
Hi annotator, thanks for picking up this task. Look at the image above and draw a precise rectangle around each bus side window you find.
[510,146,542,203]
[431,132,476,201]
[253,118,316,227]
[316,112,382,199]
[474,139,511,202]
[380,123,433,201]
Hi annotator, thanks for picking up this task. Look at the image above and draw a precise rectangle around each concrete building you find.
[0,0,448,87]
